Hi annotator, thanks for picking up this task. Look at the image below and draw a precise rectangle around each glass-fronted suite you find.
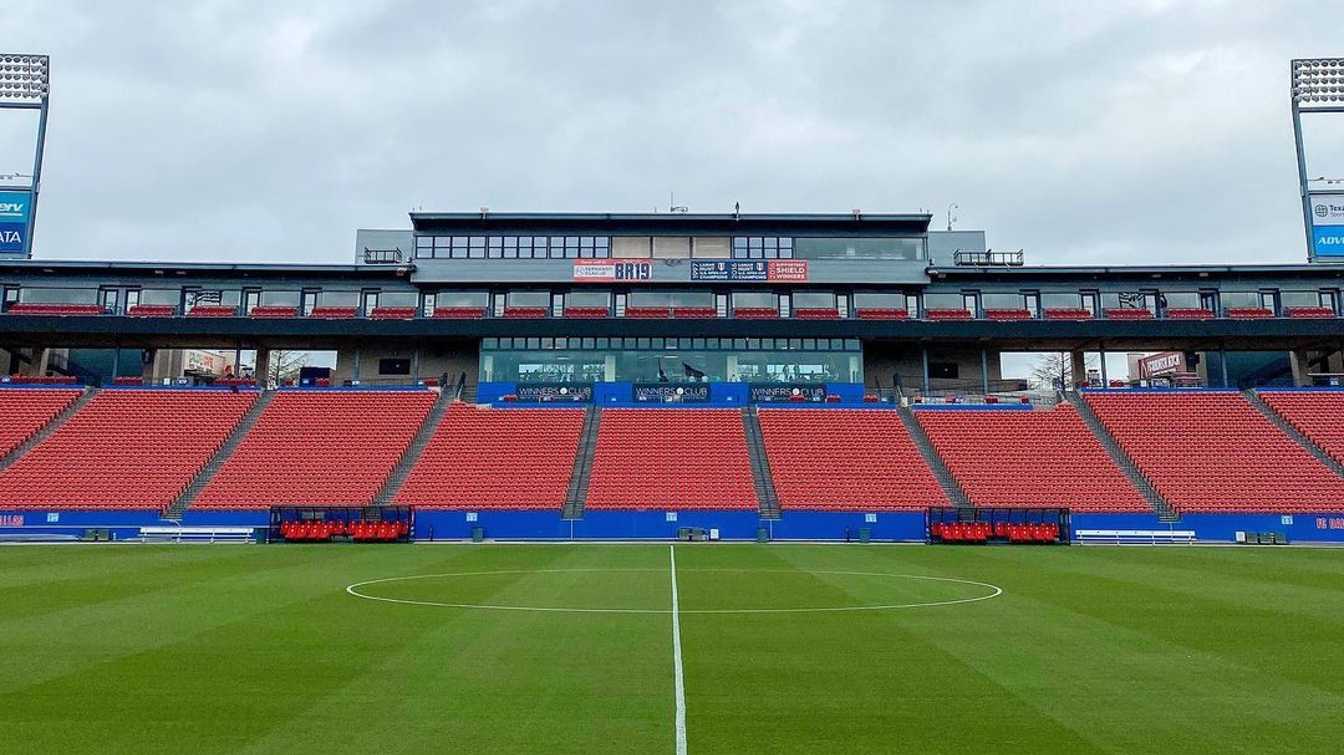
[480,337,862,384]
[792,237,925,260]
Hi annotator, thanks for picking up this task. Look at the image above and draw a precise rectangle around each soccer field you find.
[2,543,1342,754]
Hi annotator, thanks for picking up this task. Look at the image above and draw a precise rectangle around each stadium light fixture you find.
[1290,57,1344,263]
[0,54,49,104]
[0,53,49,258]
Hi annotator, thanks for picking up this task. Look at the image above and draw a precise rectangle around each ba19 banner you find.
[0,190,31,255]
[573,259,653,281]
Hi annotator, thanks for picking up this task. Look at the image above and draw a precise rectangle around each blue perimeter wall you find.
[5,509,1344,542]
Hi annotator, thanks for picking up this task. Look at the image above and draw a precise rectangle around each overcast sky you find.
[3,0,1343,266]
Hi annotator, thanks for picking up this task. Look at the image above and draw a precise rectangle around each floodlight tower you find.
[0,54,49,258]
[1291,58,1344,262]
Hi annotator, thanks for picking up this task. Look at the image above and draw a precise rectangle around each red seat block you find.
[671,306,717,319]
[433,307,487,319]
[0,388,83,458]
[855,308,908,320]
[503,306,548,319]
[310,306,359,319]
[396,404,584,510]
[586,409,756,510]
[1104,308,1153,320]
[6,303,105,316]
[127,305,176,317]
[1165,308,1214,320]
[625,307,671,318]
[370,306,417,320]
[564,306,610,318]
[925,308,973,321]
[1226,307,1275,319]
[759,408,947,511]
[1043,308,1093,321]
[794,308,840,320]
[984,309,1033,321]
[1286,306,1335,319]
[0,390,256,511]
[188,306,239,318]
[194,391,436,509]
[251,306,298,318]
[1085,391,1344,513]
[916,405,1149,512]
[734,307,779,319]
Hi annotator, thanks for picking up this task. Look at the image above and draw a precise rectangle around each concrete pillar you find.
[255,349,271,387]
[1219,347,1230,388]
[921,348,930,395]
[980,349,990,395]
[604,353,617,381]
[352,348,361,382]
[35,347,50,376]
[1070,350,1086,389]
[1099,348,1109,386]
[111,347,121,381]
[411,349,421,382]
[141,349,157,383]
[1289,349,1312,387]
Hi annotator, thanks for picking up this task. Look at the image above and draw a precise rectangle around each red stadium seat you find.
[126,304,176,317]
[586,409,756,510]
[925,308,973,321]
[984,309,1033,321]
[671,306,717,318]
[503,306,548,319]
[793,308,840,320]
[1104,308,1153,320]
[0,389,256,511]
[310,306,359,319]
[0,388,83,458]
[855,308,908,320]
[6,303,105,316]
[193,391,436,509]
[395,404,584,510]
[187,305,239,317]
[1261,391,1344,470]
[370,307,417,320]
[1285,306,1335,319]
[1165,308,1214,320]
[1226,307,1275,319]
[733,307,779,319]
[563,306,610,318]
[915,405,1150,512]
[1085,391,1344,513]
[433,307,487,319]
[1043,308,1093,321]
[625,307,671,318]
[250,306,298,318]
[758,409,946,511]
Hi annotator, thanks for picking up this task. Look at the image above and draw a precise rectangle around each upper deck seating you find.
[757,408,947,510]
[915,405,1149,511]
[6,304,104,316]
[984,309,1033,321]
[0,388,83,458]
[433,306,487,319]
[0,389,255,510]
[250,306,298,318]
[1226,307,1275,319]
[395,404,584,510]
[733,307,779,319]
[586,408,757,509]
[625,307,670,318]
[1104,308,1153,320]
[1165,308,1214,320]
[503,306,548,319]
[925,308,973,321]
[1084,391,1344,512]
[187,305,238,317]
[370,307,417,320]
[310,306,358,319]
[855,307,908,320]
[127,305,176,317]
[671,306,717,318]
[1043,308,1093,321]
[563,306,609,318]
[794,308,840,320]
[193,391,435,508]
[1286,306,1335,319]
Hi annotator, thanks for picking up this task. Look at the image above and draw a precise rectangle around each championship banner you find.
[572,259,653,282]
[0,190,32,255]
[1309,193,1344,257]
[689,260,808,283]
[1137,351,1186,379]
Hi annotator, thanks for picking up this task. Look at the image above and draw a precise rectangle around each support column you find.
[1219,347,1230,388]
[255,349,271,387]
[921,348,930,395]
[34,347,50,376]
[1099,346,1108,386]
[411,349,421,382]
[352,347,361,382]
[1289,348,1312,387]
[1070,350,1086,389]
[980,349,989,395]
[141,348,157,383]
[111,346,121,381]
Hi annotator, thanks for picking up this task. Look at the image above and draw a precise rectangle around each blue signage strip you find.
[1313,225,1344,257]
[0,190,32,255]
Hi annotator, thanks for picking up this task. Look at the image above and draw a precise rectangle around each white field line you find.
[670,545,687,755]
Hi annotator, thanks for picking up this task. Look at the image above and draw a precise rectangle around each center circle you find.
[345,568,1003,614]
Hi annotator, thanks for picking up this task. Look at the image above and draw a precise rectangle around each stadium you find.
[3,38,1344,754]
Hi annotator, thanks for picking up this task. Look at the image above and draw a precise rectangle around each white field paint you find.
[670,546,687,755]
[343,569,1004,614]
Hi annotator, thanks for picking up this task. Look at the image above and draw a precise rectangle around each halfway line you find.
[670,545,687,755]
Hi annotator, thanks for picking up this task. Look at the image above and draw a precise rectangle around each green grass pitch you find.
[2,543,1343,753]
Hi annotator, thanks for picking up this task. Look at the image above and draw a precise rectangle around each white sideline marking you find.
[670,546,687,755]
[343,569,1004,614]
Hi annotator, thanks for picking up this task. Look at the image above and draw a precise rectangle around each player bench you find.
[139,526,257,543]
[1074,529,1196,545]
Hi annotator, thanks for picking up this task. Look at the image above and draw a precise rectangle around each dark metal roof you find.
[408,211,934,235]
[0,259,406,279]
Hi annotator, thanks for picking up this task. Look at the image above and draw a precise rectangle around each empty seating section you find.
[984,309,1032,321]
[0,388,82,458]
[6,303,104,315]
[671,306,717,318]
[625,306,671,318]
[916,405,1149,511]
[586,409,756,509]
[1165,308,1213,320]
[732,307,778,319]
[433,306,486,318]
[250,306,298,318]
[395,405,583,509]
[1286,306,1335,318]
[193,391,436,508]
[370,306,416,320]
[1104,308,1152,320]
[855,307,908,320]
[310,306,358,319]
[503,306,548,318]
[758,409,946,510]
[0,390,255,510]
[1226,307,1274,319]
[127,304,175,317]
[1084,391,1344,512]
[794,308,840,319]
[1043,308,1093,320]
[1260,391,1344,467]
[564,306,609,318]
[925,308,972,321]
[188,305,238,317]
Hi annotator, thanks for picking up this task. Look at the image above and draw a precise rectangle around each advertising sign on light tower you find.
[1290,58,1344,262]
[0,53,49,258]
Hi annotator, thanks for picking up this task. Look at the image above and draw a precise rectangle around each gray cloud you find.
[4,0,1342,264]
